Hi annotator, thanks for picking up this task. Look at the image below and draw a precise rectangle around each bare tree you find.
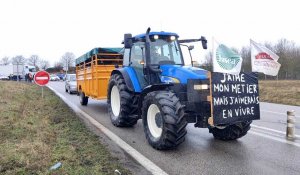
[204,51,213,65]
[60,52,76,72]
[203,51,213,71]
[39,59,50,70]
[273,38,297,79]
[12,55,26,65]
[54,62,64,70]
[240,46,251,72]
[28,55,40,68]
[1,56,10,65]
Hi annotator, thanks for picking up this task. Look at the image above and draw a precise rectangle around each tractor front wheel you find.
[142,91,187,150]
[209,121,252,140]
[107,74,138,127]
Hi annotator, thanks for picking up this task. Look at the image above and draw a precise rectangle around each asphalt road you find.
[48,81,300,175]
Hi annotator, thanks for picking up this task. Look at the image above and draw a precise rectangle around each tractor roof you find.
[134,31,179,39]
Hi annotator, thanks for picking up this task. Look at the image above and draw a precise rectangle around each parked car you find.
[56,73,65,80]
[0,74,9,80]
[50,74,60,81]
[65,74,77,94]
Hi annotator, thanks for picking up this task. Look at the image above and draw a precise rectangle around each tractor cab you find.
[134,32,183,66]
[123,30,185,88]
[123,28,208,90]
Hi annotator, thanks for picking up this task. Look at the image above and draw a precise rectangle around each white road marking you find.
[251,124,300,138]
[261,109,300,118]
[249,130,300,148]
[35,77,49,80]
[47,86,168,175]
[251,128,283,138]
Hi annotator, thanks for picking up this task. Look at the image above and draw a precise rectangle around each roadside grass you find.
[259,80,300,106]
[0,81,131,174]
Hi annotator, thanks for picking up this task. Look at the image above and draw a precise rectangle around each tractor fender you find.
[111,69,135,92]
[138,83,173,116]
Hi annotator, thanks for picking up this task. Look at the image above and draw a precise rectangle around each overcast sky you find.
[0,0,299,66]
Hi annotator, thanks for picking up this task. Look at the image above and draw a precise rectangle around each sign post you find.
[34,71,50,98]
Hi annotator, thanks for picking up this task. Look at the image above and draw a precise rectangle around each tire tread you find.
[107,74,138,127]
[142,91,187,150]
[209,121,251,140]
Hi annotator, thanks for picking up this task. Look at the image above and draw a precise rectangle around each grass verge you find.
[259,80,300,106]
[0,81,131,174]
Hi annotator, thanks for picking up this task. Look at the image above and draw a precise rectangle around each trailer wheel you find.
[79,91,88,106]
[142,91,187,150]
[107,74,138,127]
[209,121,252,140]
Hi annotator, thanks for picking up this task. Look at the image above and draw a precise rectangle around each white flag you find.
[251,39,281,76]
[212,39,242,75]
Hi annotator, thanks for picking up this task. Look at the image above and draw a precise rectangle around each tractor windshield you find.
[150,38,183,65]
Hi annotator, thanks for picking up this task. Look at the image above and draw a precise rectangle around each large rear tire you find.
[142,91,187,150]
[107,74,138,127]
[209,121,252,140]
[79,91,88,106]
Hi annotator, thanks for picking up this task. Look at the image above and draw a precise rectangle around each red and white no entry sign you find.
[34,71,50,86]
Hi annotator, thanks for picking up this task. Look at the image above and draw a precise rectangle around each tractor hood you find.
[160,65,208,84]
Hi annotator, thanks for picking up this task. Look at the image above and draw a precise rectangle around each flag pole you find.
[212,37,214,72]
[250,39,252,73]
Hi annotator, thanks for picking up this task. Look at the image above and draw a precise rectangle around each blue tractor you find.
[107,28,251,150]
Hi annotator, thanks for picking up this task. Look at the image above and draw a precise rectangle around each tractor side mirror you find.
[124,33,133,48]
[201,36,207,49]
[188,45,194,50]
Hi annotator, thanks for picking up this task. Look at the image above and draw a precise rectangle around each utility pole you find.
[66,60,68,75]
[17,64,19,81]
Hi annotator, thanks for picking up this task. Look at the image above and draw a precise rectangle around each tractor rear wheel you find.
[142,91,187,150]
[107,74,138,127]
[209,121,251,140]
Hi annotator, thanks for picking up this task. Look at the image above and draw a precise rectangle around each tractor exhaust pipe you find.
[145,27,161,74]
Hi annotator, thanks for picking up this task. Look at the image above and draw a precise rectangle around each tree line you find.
[2,39,299,79]
[0,52,76,73]
[1,55,50,70]
[202,38,300,80]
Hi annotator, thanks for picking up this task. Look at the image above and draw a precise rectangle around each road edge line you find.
[261,110,300,118]
[47,86,168,175]
[248,131,300,148]
[252,124,300,138]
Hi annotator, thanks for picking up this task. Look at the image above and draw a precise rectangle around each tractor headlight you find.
[170,36,176,41]
[161,76,180,83]
[194,84,209,90]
